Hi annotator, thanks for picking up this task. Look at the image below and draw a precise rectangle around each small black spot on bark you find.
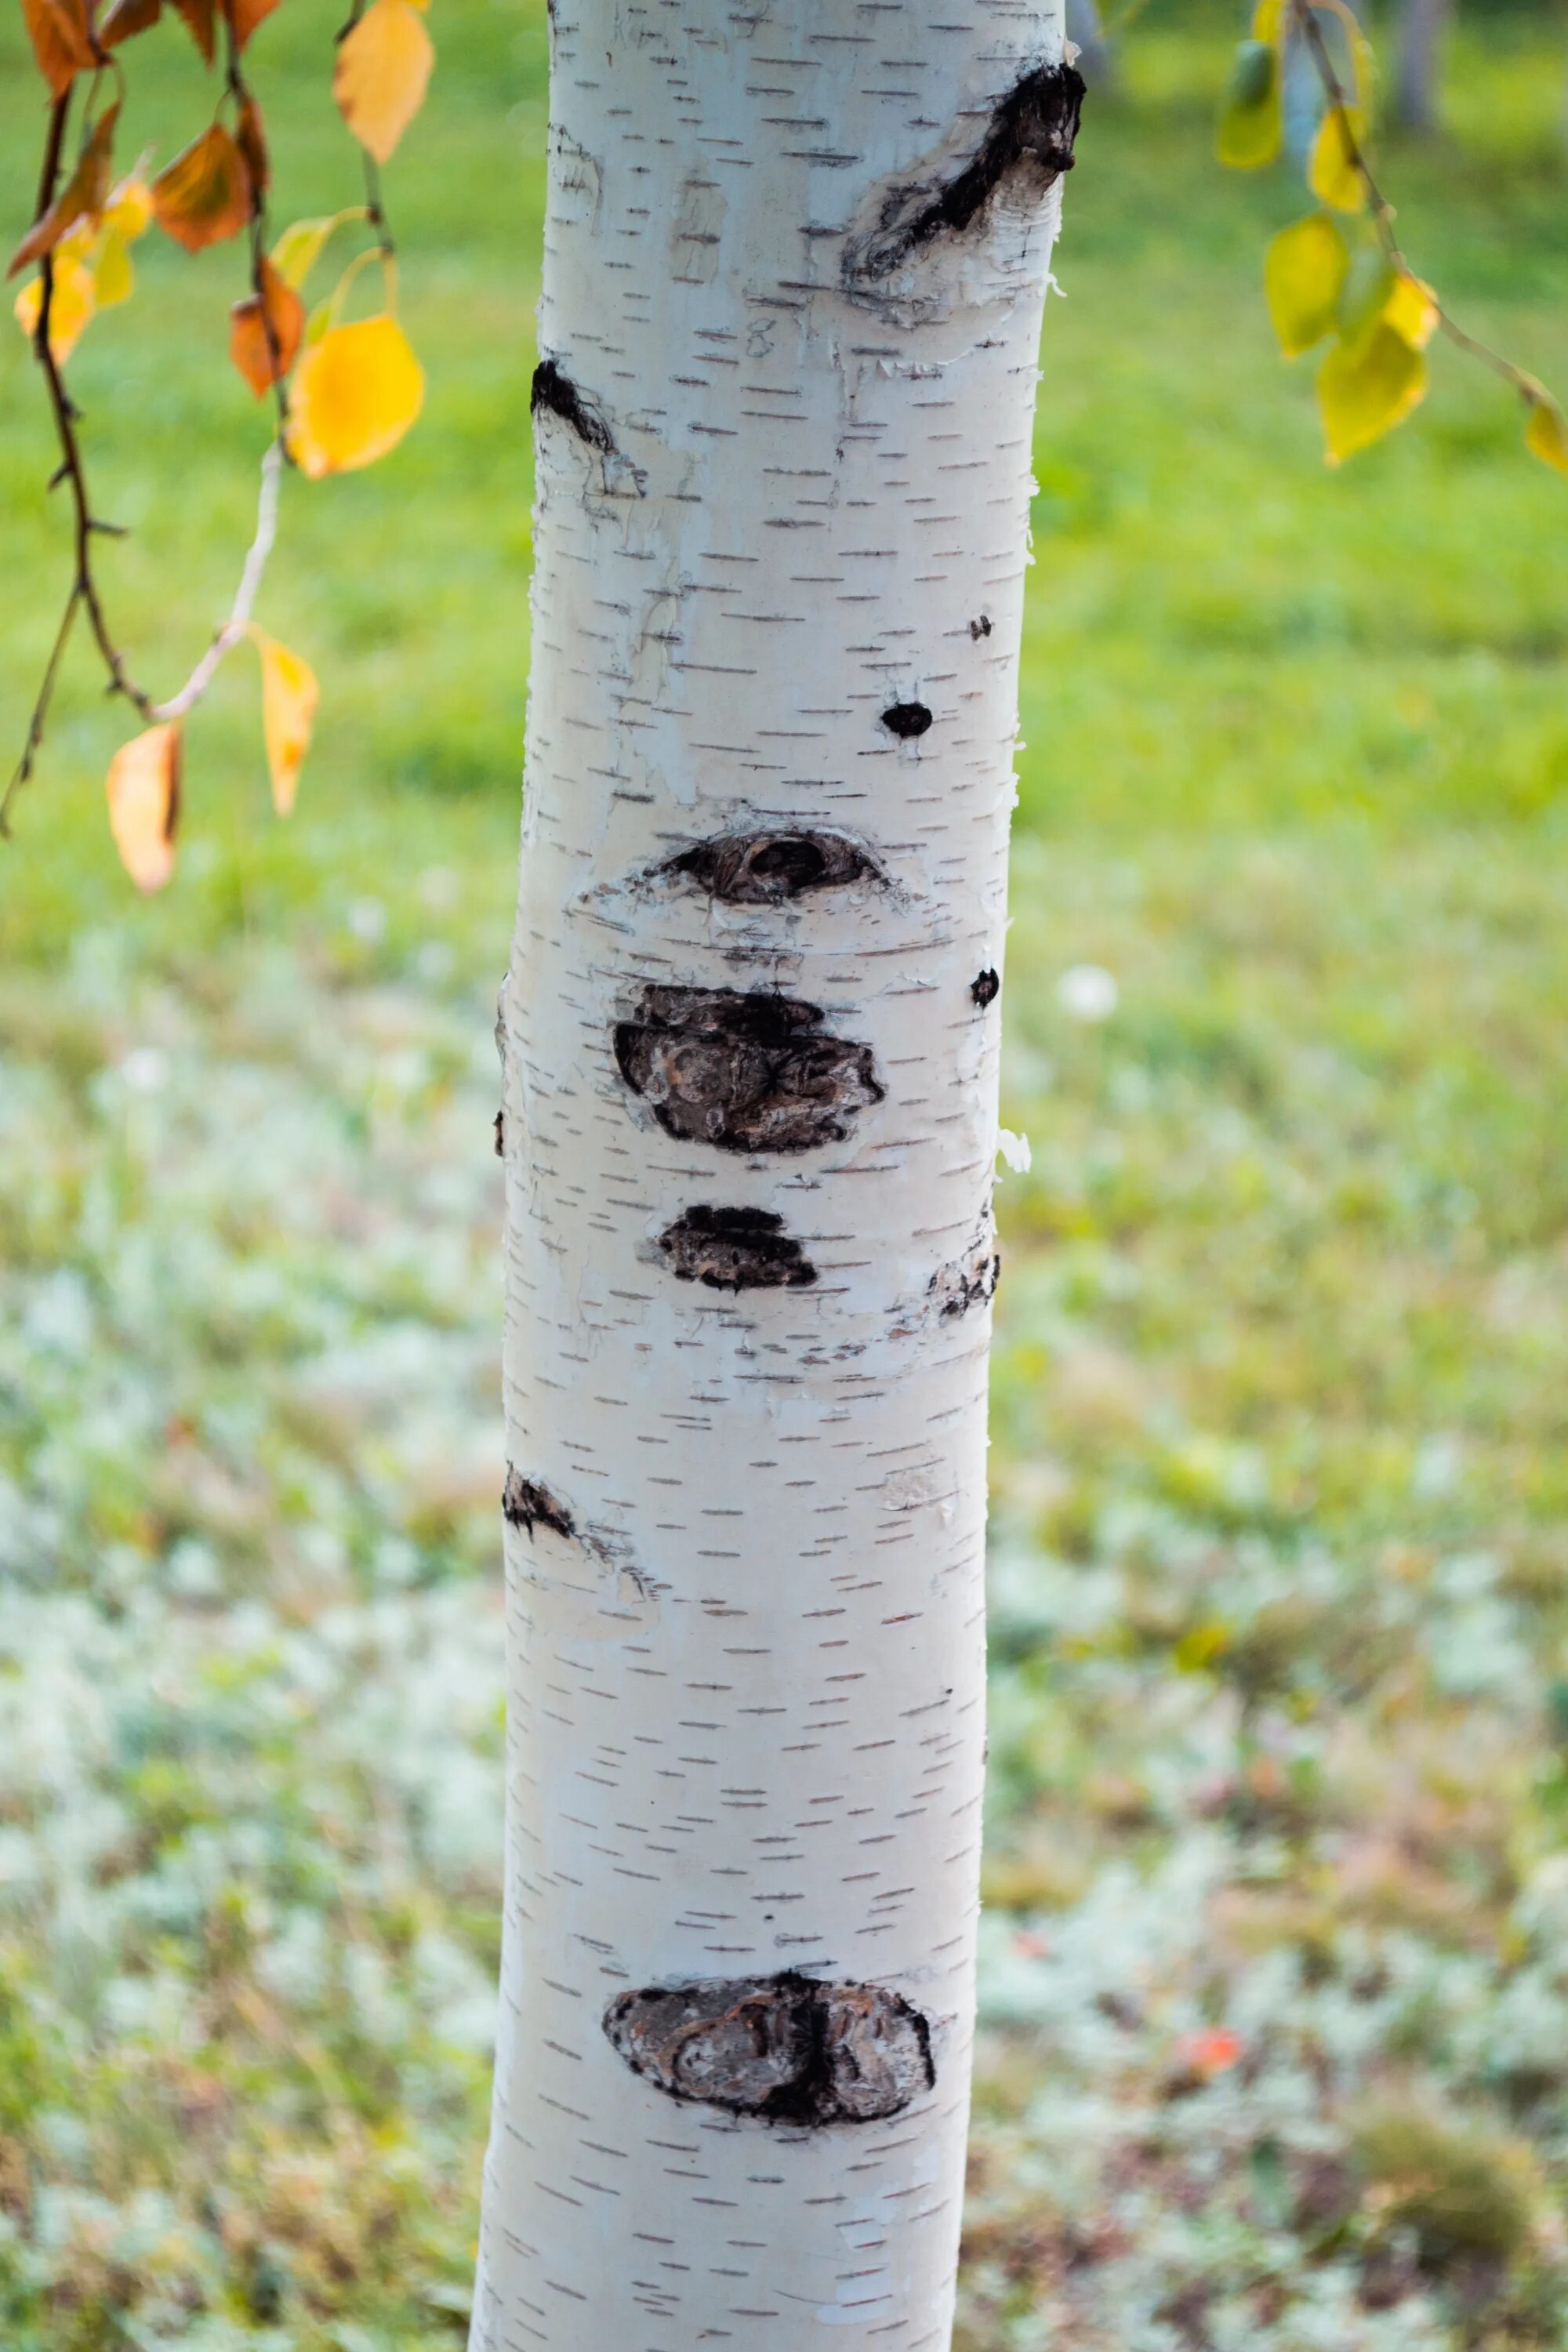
[503,1469,575,1540]
[659,1204,818,1291]
[970,613,993,640]
[880,702,932,740]
[931,1236,1000,1317]
[604,1973,934,2125]
[665,830,877,906]
[845,63,1085,287]
[494,1109,505,1157]
[971,967,1000,1009]
[531,356,616,455]
[615,985,883,1156]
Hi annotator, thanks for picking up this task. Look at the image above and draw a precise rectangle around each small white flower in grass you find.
[1057,963,1118,1022]
[996,1128,1032,1174]
[119,1046,169,1093]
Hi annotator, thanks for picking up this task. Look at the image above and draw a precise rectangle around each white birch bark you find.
[474,5,1077,2344]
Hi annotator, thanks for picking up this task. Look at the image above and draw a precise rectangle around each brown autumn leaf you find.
[152,126,252,254]
[251,629,318,815]
[223,0,281,48]
[21,0,96,93]
[99,0,162,43]
[229,256,304,395]
[170,0,215,61]
[333,0,434,165]
[106,723,182,892]
[9,103,118,280]
[236,94,270,194]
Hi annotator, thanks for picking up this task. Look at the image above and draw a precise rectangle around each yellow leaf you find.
[106,723,182,893]
[20,0,96,96]
[1382,268,1439,351]
[1250,0,1283,40]
[1317,321,1427,464]
[270,215,337,291]
[1308,105,1367,213]
[333,0,434,165]
[1264,212,1348,359]
[103,173,154,245]
[152,125,252,255]
[252,630,318,815]
[8,103,118,279]
[229,256,305,397]
[1524,397,1568,476]
[14,255,96,361]
[285,313,424,477]
[1217,41,1280,170]
[93,227,136,307]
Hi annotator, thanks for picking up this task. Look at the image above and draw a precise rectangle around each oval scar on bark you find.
[930,1232,1000,1318]
[531,355,616,454]
[662,829,879,906]
[603,1973,934,2125]
[502,1469,575,1540]
[659,1204,818,1290]
[614,985,883,1154]
[844,62,1086,289]
[880,701,932,740]
[971,967,1000,1009]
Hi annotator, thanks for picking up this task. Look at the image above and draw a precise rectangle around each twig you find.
[152,441,283,722]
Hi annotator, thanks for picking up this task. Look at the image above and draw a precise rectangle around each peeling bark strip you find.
[663,829,877,906]
[658,1204,818,1291]
[604,1973,934,2125]
[614,985,883,1154]
[880,700,932,739]
[530,356,615,454]
[501,1469,575,1541]
[845,61,1085,286]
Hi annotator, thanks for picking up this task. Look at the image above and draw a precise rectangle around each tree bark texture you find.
[474,5,1076,2344]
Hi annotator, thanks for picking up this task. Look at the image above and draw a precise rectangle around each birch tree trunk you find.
[474,5,1080,2344]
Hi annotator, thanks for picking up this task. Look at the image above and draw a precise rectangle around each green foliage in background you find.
[3,2,1568,2345]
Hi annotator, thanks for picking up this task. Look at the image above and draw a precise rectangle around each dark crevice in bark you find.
[663,829,879,906]
[971,967,1000,1009]
[494,1109,506,1156]
[604,1973,934,2125]
[531,356,616,453]
[931,1235,1000,1317]
[880,701,932,739]
[502,1469,575,1540]
[970,613,993,640]
[615,985,883,1155]
[844,62,1085,286]
[659,1204,818,1290]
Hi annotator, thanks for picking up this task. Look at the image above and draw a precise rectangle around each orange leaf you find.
[229,256,304,395]
[9,103,118,280]
[252,629,318,815]
[170,0,215,60]
[235,94,270,195]
[333,0,434,165]
[223,0,281,46]
[285,312,424,477]
[152,126,252,254]
[99,0,162,44]
[20,0,96,93]
[106,724,182,892]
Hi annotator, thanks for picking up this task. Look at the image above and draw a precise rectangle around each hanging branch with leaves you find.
[7,0,436,886]
[1218,0,1568,468]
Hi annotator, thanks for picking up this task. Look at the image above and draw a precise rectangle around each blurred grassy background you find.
[5,1,1568,2344]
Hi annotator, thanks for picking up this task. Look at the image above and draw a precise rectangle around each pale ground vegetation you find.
[4,1,1568,2346]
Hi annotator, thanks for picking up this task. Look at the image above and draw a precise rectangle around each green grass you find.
[4,3,1568,2345]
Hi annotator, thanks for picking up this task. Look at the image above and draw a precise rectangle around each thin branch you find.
[152,440,283,723]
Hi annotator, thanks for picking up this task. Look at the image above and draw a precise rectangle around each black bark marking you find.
[931,1234,1000,1317]
[880,702,932,740]
[971,967,1000,1009]
[502,1469,575,1540]
[659,1204,818,1292]
[845,63,1085,286]
[664,829,878,906]
[494,1109,506,1157]
[970,613,993,640]
[604,1973,934,2126]
[615,986,883,1156]
[531,356,616,454]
